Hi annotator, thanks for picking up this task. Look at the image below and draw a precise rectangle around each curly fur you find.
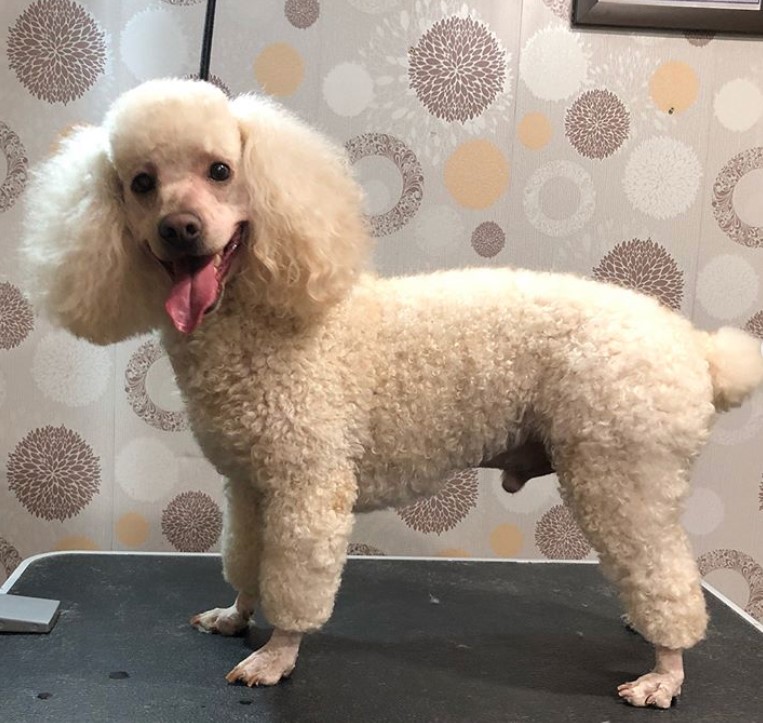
[20,79,763,698]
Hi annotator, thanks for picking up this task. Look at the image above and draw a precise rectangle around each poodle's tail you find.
[703,327,763,412]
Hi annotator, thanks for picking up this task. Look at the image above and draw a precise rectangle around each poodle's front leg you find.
[191,477,260,636]
[225,464,357,687]
[225,628,303,686]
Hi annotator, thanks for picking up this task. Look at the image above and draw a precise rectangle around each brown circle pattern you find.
[7,0,106,105]
[183,73,231,97]
[0,122,28,212]
[713,147,763,248]
[759,474,763,511]
[0,536,23,578]
[0,282,35,350]
[7,425,100,521]
[125,339,189,432]
[697,549,763,621]
[396,469,479,535]
[348,543,385,556]
[592,238,684,311]
[345,133,423,237]
[565,89,629,160]
[745,311,763,339]
[285,0,320,28]
[535,504,590,559]
[542,0,571,20]
[408,15,506,124]
[471,221,505,258]
[161,491,222,552]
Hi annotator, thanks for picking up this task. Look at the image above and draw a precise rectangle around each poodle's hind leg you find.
[191,477,260,636]
[557,452,707,709]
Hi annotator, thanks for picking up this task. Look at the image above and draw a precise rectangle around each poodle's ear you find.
[20,125,167,345]
[231,95,371,318]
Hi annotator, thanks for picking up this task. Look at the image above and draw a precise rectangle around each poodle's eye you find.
[130,173,156,195]
[209,162,231,182]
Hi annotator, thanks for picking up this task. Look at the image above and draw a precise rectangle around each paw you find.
[225,629,302,687]
[225,648,296,687]
[190,605,249,636]
[618,672,682,709]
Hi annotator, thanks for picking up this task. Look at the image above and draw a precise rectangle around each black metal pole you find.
[199,0,218,81]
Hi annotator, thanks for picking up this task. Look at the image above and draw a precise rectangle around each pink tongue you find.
[165,257,219,334]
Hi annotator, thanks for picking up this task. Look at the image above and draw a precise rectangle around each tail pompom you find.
[706,327,763,411]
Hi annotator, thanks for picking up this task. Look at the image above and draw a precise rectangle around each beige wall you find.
[1,0,762,620]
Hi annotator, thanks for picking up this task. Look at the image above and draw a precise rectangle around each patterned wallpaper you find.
[0,0,762,622]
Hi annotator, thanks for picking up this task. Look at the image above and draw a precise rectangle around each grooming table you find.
[1,554,761,722]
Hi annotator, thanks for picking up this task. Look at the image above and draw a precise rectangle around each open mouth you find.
[151,222,247,334]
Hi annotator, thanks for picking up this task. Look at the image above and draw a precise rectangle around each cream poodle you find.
[20,79,763,708]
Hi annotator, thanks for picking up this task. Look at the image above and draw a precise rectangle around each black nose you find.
[158,212,203,252]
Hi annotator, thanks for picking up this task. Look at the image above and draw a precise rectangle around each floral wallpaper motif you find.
[1,0,762,625]
[7,0,106,104]
[535,504,590,560]
[345,132,424,237]
[565,89,630,160]
[592,239,684,311]
[125,338,190,432]
[284,0,320,29]
[161,491,222,552]
[0,121,28,211]
[408,15,506,123]
[0,282,34,350]
[7,426,100,521]
[713,147,763,248]
[396,469,479,534]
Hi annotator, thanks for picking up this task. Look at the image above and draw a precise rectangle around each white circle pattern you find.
[714,78,763,133]
[696,254,758,321]
[623,137,701,219]
[520,27,589,102]
[523,160,595,237]
[121,8,189,81]
[681,487,724,535]
[32,330,111,407]
[414,204,465,255]
[323,62,374,117]
[116,437,179,502]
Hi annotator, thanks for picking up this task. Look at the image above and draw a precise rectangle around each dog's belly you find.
[352,431,554,512]
[353,467,446,511]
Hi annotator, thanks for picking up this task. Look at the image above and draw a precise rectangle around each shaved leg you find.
[225,628,303,686]
[618,646,684,709]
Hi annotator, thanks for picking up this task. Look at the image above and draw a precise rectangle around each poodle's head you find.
[21,79,370,343]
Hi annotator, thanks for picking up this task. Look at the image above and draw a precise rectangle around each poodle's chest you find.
[163,330,342,481]
[163,338,272,478]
